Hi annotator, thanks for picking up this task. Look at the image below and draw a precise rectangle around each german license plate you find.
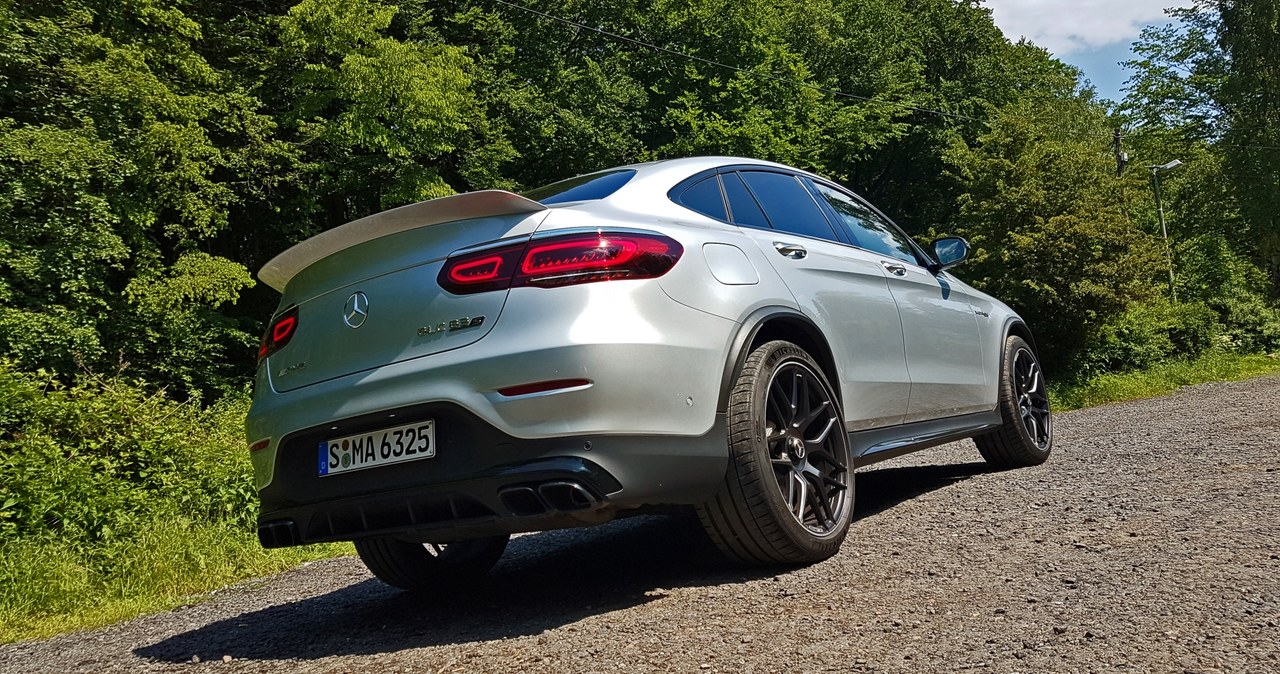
[318,419,436,477]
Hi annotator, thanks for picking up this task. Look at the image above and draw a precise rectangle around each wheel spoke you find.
[768,379,793,425]
[798,399,831,432]
[789,372,802,424]
[790,471,807,520]
[806,416,838,445]
[803,472,833,526]
[797,372,812,425]
[767,392,788,429]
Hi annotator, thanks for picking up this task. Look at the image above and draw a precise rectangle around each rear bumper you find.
[256,401,728,546]
[247,281,738,492]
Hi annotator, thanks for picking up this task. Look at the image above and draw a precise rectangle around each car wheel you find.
[974,335,1052,468]
[354,534,509,592]
[697,340,853,565]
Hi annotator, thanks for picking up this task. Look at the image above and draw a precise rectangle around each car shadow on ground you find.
[135,459,992,663]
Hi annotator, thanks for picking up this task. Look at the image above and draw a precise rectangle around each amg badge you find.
[417,316,485,336]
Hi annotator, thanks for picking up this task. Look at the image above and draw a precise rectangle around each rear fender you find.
[718,308,842,413]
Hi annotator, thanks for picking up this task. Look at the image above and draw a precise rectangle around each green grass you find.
[1051,350,1280,411]
[0,519,351,643]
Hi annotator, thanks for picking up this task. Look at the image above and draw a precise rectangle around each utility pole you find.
[1115,128,1131,222]
[1113,129,1128,177]
[1149,159,1183,302]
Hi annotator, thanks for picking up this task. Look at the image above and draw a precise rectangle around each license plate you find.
[318,419,436,477]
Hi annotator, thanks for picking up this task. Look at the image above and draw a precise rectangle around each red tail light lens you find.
[438,232,683,295]
[258,306,299,364]
[439,244,524,295]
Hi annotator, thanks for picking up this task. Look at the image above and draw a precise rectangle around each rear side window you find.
[523,170,636,205]
[722,172,771,230]
[811,183,919,264]
[677,175,728,221]
[739,171,839,242]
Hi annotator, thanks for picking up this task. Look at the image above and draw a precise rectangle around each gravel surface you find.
[3,376,1278,674]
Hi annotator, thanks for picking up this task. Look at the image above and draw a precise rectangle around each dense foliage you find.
[1,0,1278,635]
[2,0,1277,393]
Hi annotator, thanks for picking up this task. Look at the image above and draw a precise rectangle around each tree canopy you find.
[1,0,1277,395]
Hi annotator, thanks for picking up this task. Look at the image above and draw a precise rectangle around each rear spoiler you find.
[258,190,547,292]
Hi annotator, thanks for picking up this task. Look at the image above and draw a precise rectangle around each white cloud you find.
[983,0,1197,55]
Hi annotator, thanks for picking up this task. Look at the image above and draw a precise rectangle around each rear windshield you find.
[523,169,636,205]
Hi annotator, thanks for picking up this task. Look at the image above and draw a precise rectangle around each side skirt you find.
[849,410,1001,469]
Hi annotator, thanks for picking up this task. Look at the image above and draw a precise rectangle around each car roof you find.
[539,156,810,208]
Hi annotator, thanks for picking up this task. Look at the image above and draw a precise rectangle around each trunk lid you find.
[260,191,548,392]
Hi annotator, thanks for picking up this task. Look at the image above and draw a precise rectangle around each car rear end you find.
[247,175,738,549]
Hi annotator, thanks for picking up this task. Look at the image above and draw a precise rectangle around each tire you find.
[354,534,509,592]
[696,340,854,565]
[974,334,1053,468]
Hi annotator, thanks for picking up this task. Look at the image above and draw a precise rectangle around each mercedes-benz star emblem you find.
[343,292,369,329]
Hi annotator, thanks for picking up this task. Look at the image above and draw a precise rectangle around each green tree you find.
[0,0,267,395]
[1217,0,1280,289]
[945,100,1162,372]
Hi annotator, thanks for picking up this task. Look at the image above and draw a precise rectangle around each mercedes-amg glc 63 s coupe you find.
[247,157,1052,591]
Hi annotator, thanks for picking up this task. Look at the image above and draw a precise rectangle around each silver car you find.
[247,156,1052,590]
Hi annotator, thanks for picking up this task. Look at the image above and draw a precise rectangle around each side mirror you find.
[929,236,970,272]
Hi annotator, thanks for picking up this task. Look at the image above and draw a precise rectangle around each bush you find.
[1075,299,1220,378]
[0,363,347,642]
[0,364,256,547]
[1214,291,1280,353]
[1174,234,1280,354]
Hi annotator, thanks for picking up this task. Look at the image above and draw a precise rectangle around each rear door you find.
[724,170,910,429]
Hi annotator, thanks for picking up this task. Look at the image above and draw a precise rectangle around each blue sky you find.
[983,0,1197,103]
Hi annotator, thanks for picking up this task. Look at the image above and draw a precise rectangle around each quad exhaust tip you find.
[499,481,602,516]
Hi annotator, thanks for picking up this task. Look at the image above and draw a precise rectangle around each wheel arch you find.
[718,308,842,413]
[1002,318,1040,357]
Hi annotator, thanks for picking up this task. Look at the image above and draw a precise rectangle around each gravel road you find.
[3,376,1278,674]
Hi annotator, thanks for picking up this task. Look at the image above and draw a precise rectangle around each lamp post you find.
[1149,159,1183,302]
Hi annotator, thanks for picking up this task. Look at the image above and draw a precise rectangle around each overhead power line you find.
[489,0,988,125]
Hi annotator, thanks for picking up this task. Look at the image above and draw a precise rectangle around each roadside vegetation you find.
[1,0,1277,644]
[1051,350,1280,411]
[0,365,349,643]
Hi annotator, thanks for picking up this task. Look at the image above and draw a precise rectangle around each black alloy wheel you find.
[765,360,851,535]
[975,334,1053,468]
[697,340,854,565]
[1012,346,1051,449]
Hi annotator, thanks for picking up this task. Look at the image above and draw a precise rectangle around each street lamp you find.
[1149,159,1183,301]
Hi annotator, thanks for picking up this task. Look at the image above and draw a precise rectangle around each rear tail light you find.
[257,306,298,364]
[438,232,683,295]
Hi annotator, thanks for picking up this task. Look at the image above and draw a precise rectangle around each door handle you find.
[773,242,807,259]
[881,261,907,276]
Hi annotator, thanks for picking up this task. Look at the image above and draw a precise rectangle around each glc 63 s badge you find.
[417,316,485,336]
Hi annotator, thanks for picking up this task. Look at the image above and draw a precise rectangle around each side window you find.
[722,172,771,230]
[677,175,728,221]
[811,183,919,264]
[739,171,840,242]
